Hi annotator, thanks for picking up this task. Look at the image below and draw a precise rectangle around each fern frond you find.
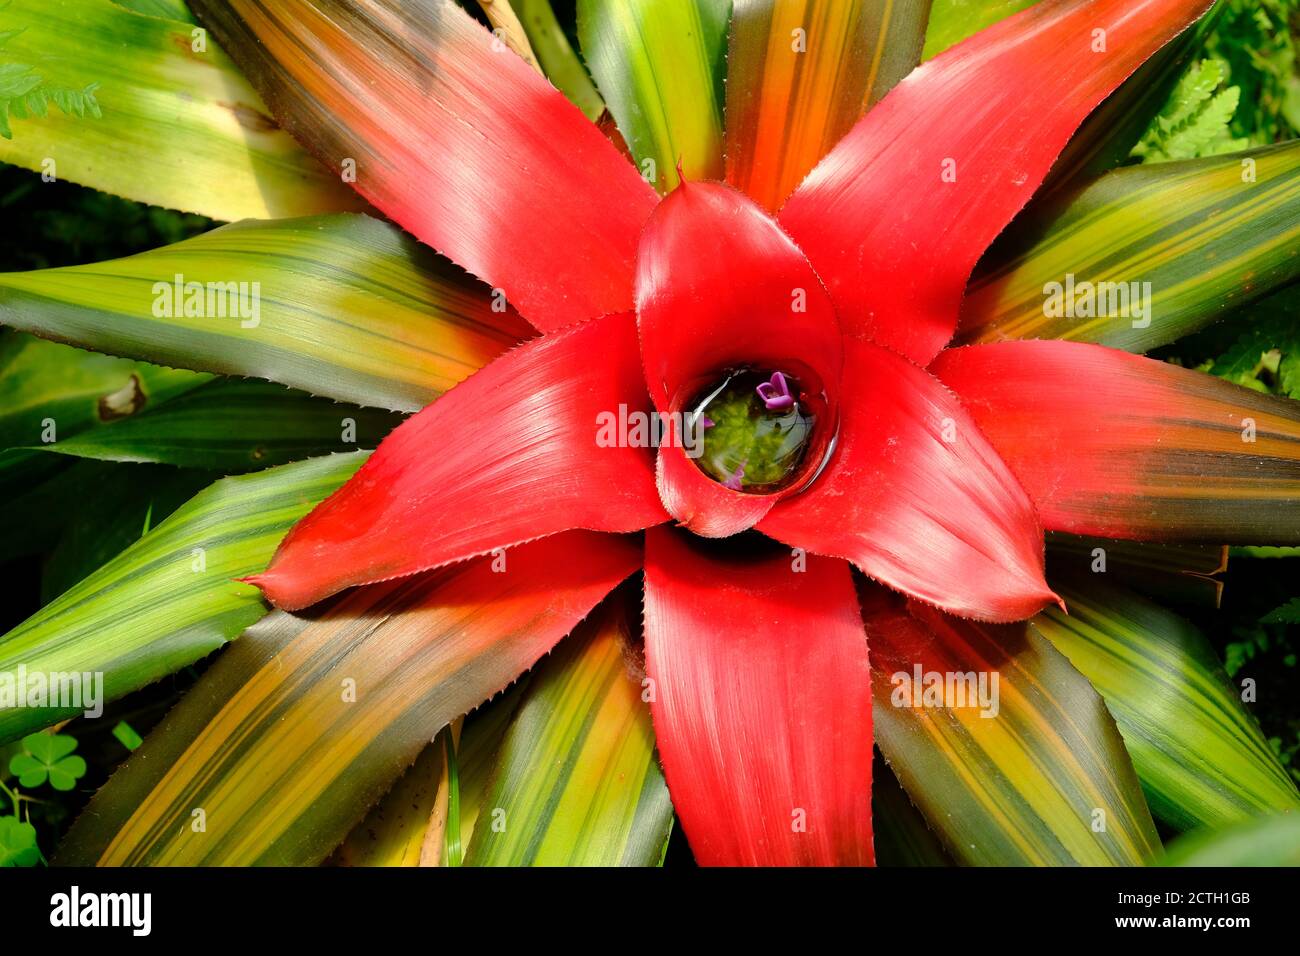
[1132,58,1250,163]
[0,9,101,139]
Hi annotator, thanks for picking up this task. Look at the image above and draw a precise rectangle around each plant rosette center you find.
[684,367,829,494]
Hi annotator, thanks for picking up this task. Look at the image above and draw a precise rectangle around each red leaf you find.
[932,340,1300,542]
[249,315,667,610]
[654,444,778,538]
[777,0,1215,365]
[758,339,1056,622]
[191,0,657,333]
[643,527,873,866]
[634,180,842,535]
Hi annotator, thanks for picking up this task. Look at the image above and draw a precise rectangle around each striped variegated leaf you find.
[1032,577,1300,831]
[55,532,640,865]
[577,0,730,191]
[0,453,366,744]
[959,142,1300,353]
[864,586,1161,866]
[333,684,525,867]
[724,0,931,211]
[465,594,673,866]
[0,214,531,412]
[330,742,444,868]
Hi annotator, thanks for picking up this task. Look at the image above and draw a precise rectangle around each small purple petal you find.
[756,371,794,411]
[722,464,745,490]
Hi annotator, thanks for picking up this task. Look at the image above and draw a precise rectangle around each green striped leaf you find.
[0,0,356,219]
[873,755,952,867]
[438,685,526,864]
[330,741,443,867]
[577,0,730,191]
[1032,577,1300,832]
[333,683,524,867]
[465,595,672,866]
[959,142,1300,353]
[1160,813,1300,866]
[0,452,366,744]
[513,0,604,120]
[724,0,931,211]
[25,379,402,472]
[863,587,1161,866]
[1047,533,1226,609]
[921,0,1036,60]
[0,214,530,412]
[55,532,640,865]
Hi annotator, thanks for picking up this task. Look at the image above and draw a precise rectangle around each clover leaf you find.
[8,732,86,791]
[0,815,40,867]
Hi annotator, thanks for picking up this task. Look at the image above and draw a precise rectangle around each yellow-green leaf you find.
[434,685,527,864]
[0,452,365,744]
[578,0,730,192]
[334,683,525,867]
[921,0,1036,60]
[513,0,604,120]
[112,0,195,23]
[1160,813,1300,866]
[330,743,444,867]
[0,214,531,412]
[0,0,357,219]
[465,595,672,866]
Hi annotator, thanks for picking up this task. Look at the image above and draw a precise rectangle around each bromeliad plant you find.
[1,0,1299,866]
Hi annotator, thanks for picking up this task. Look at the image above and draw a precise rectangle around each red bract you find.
[220,0,1286,864]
